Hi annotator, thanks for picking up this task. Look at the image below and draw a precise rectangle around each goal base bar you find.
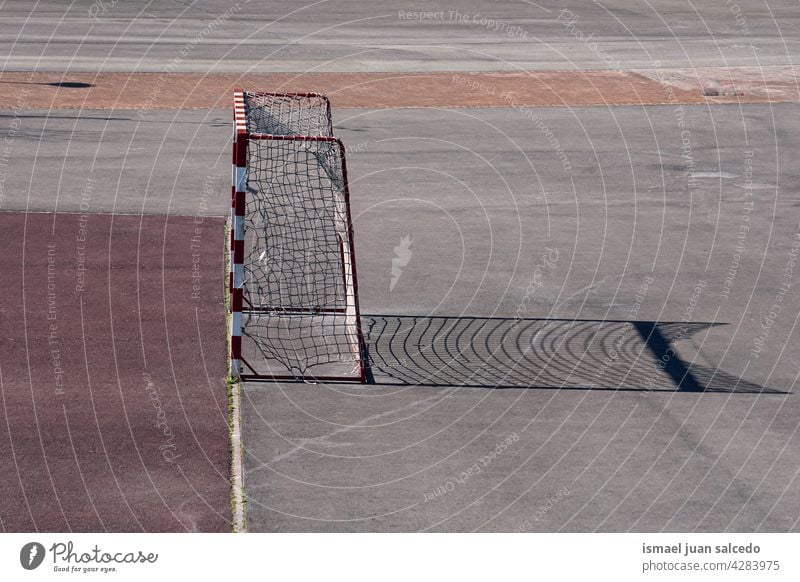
[237,358,372,384]
[239,374,367,383]
[236,356,368,384]
[243,307,347,314]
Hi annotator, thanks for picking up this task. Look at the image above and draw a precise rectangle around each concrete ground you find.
[1,0,797,72]
[242,104,800,531]
[0,0,798,533]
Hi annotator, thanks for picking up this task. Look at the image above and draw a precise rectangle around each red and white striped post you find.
[230,91,247,377]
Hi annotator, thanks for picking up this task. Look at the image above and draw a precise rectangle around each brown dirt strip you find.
[0,212,230,531]
[0,67,797,110]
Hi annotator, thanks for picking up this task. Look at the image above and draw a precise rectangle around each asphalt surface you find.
[1,0,798,534]
[243,385,800,532]
[0,109,231,216]
[3,101,799,531]
[241,103,800,531]
[1,0,797,72]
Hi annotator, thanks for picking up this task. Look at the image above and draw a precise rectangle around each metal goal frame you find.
[229,90,367,383]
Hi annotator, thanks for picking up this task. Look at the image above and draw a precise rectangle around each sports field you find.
[0,0,799,533]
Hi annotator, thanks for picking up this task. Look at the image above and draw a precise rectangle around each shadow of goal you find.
[362,315,778,393]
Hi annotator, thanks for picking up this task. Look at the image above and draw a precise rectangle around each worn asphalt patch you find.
[0,211,230,531]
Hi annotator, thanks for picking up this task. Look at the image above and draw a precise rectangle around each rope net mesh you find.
[240,95,361,378]
[244,92,332,137]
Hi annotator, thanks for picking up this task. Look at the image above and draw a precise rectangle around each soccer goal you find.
[229,91,367,382]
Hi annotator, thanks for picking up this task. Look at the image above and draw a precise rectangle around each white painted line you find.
[229,379,246,532]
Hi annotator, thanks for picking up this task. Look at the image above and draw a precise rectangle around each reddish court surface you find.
[0,67,797,110]
[0,212,230,532]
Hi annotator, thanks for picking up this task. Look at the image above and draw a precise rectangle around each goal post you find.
[229,90,367,383]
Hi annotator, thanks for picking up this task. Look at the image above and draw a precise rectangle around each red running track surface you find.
[0,212,230,532]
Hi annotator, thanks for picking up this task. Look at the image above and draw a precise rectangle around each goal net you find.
[230,91,366,382]
[243,92,332,137]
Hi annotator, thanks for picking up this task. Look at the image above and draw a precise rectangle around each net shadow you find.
[362,315,784,393]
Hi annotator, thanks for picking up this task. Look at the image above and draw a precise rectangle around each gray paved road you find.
[242,384,800,532]
[1,0,797,72]
[239,103,800,531]
[0,109,231,215]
